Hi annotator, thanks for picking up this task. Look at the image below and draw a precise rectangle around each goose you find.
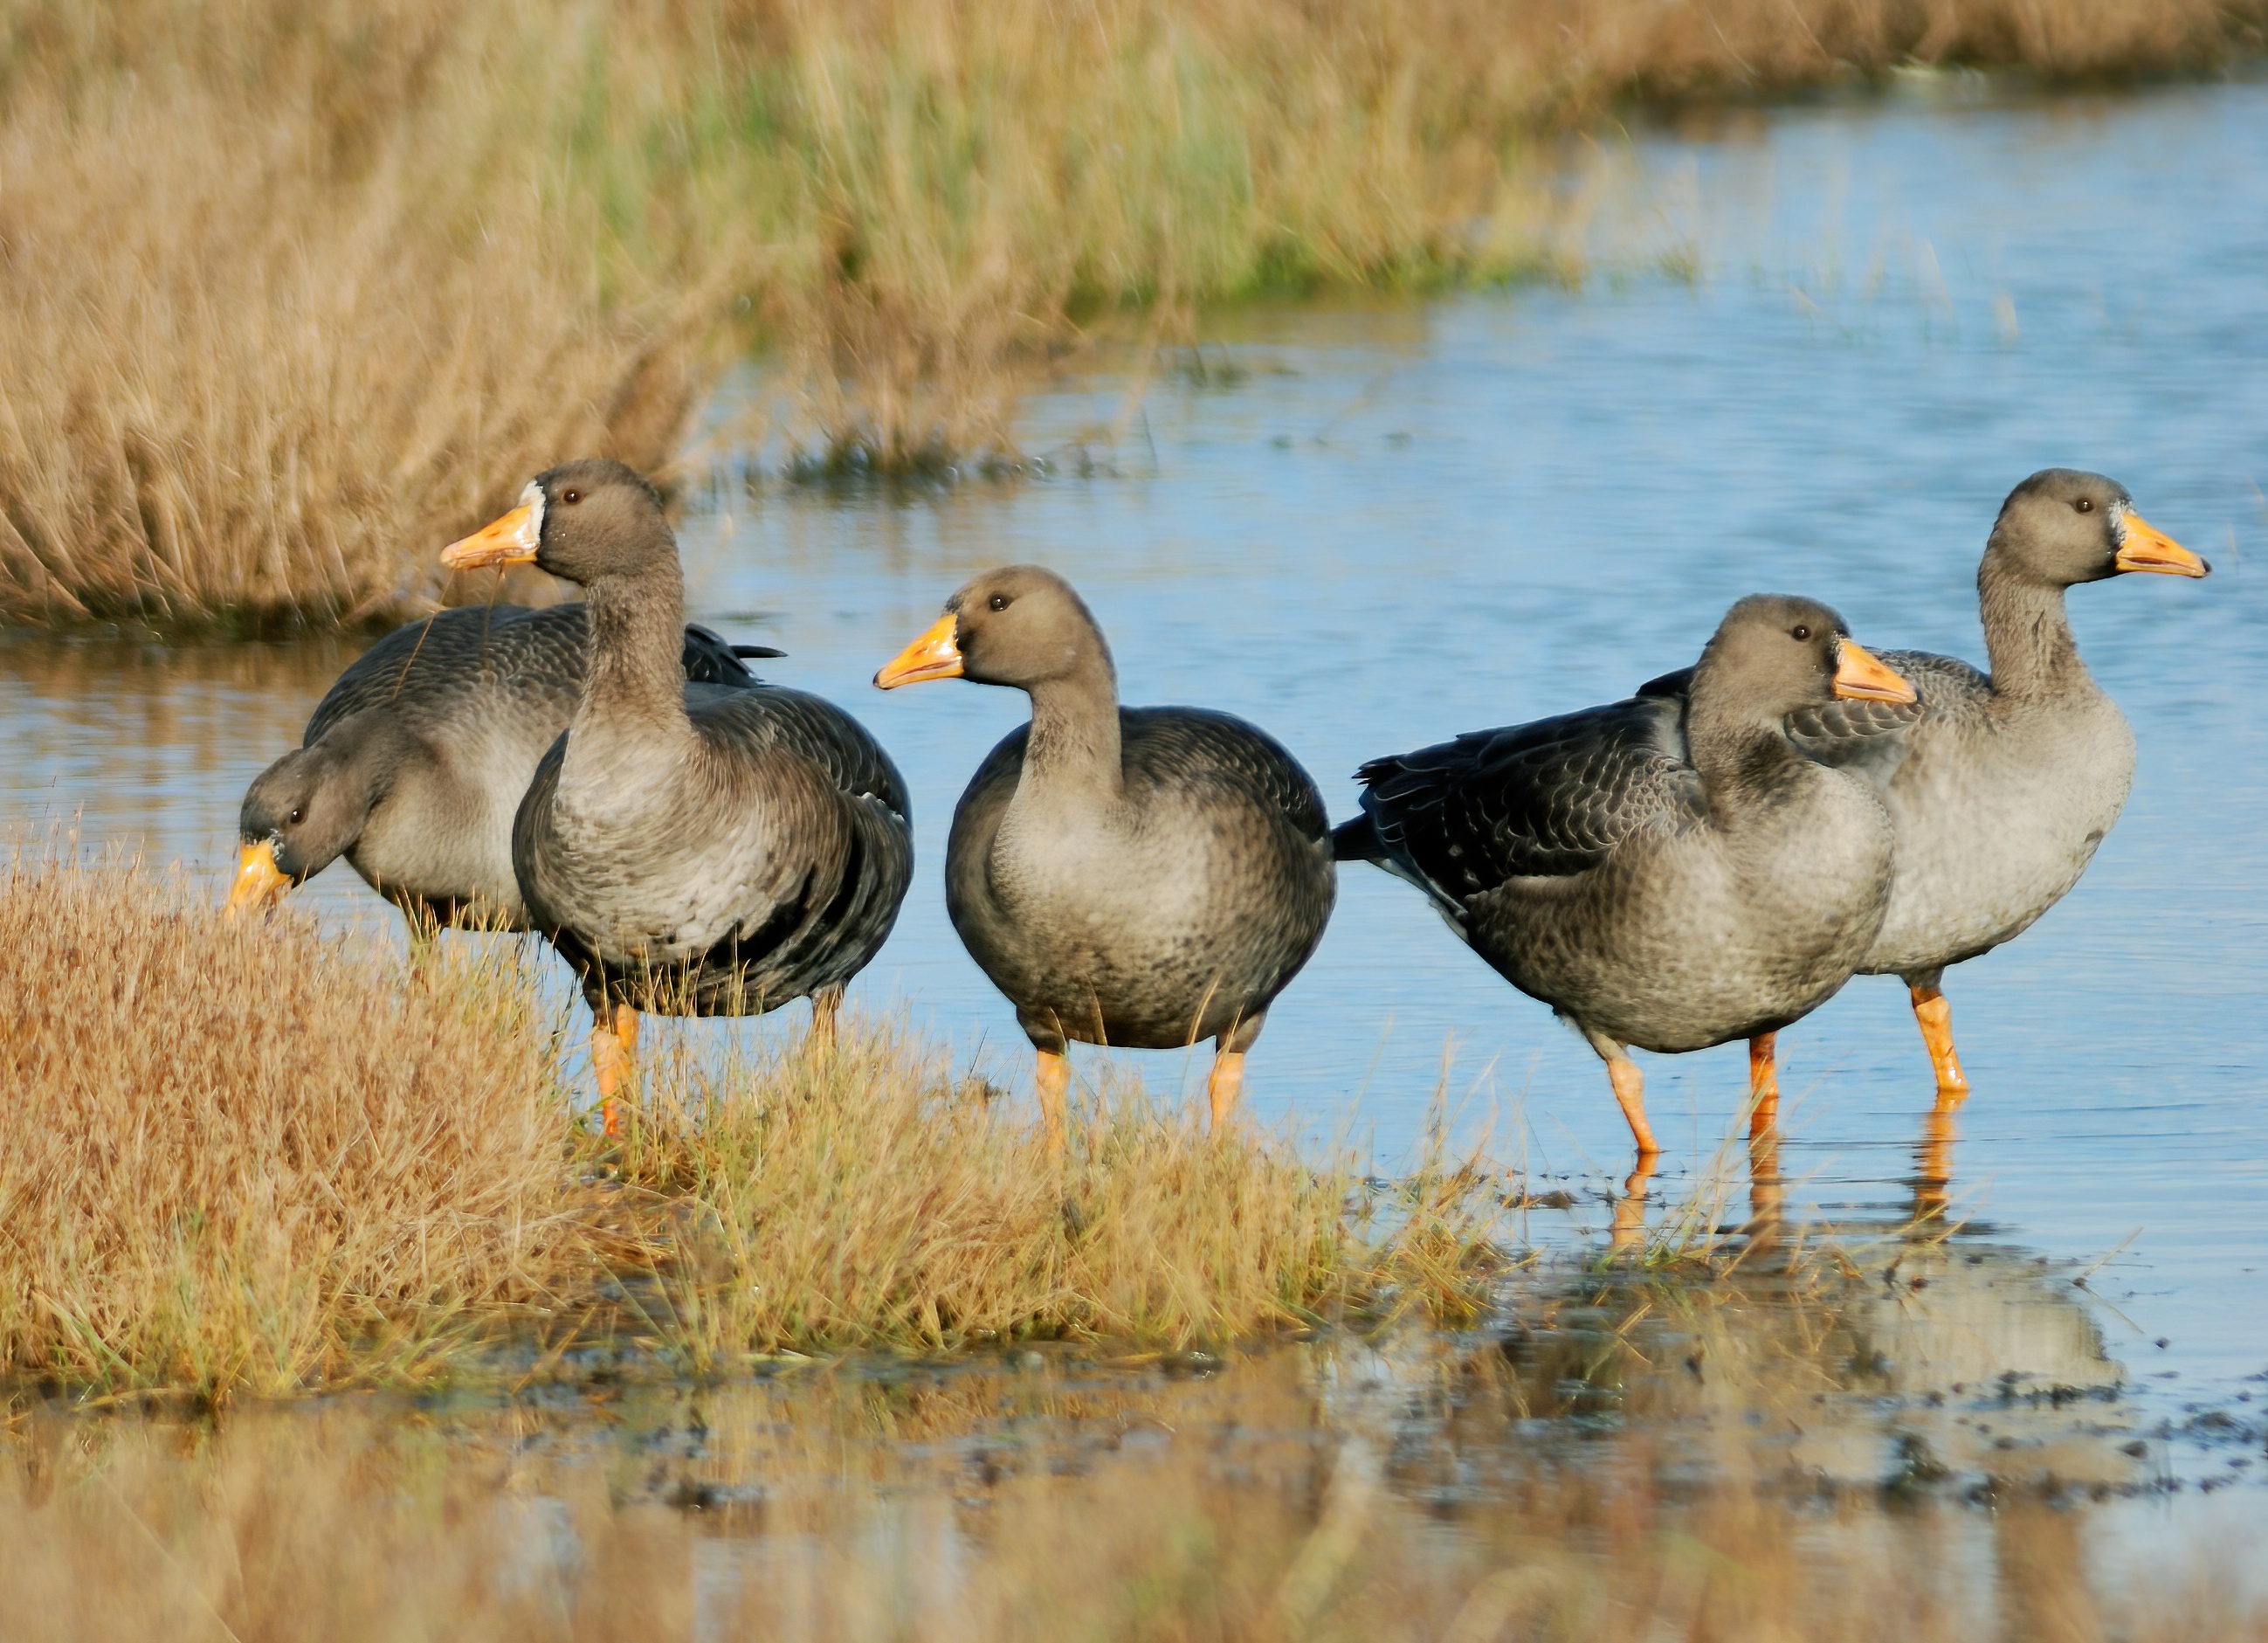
[874,565,1334,1146]
[440,459,913,1133]
[1637,470,2208,1101]
[1334,595,1916,1158]
[231,603,779,928]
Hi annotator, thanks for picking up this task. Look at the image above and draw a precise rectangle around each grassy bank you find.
[1,1,2259,630]
[0,857,1506,1396]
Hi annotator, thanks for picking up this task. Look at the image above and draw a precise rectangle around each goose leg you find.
[1905,970,1969,1106]
[1581,1025,1658,1158]
[807,985,843,1060]
[1034,1050,1070,1159]
[1748,1032,1780,1138]
[1207,1053,1245,1133]
[1207,1013,1265,1136]
[591,1001,640,1139]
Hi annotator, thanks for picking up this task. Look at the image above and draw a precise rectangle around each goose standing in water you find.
[1334,595,1917,1160]
[231,605,777,928]
[1637,471,2209,1102]
[874,566,1334,1147]
[441,460,913,1133]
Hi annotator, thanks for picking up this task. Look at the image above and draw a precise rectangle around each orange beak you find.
[2113,510,2209,577]
[227,839,291,915]
[874,613,964,688]
[441,502,541,571]
[1832,639,1917,705]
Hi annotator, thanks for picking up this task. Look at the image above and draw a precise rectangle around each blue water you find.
[6,78,2264,1434]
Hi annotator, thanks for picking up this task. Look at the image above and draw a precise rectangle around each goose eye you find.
[561,488,582,506]
[1791,624,1810,641]
[988,594,1010,612]
[2075,497,2093,514]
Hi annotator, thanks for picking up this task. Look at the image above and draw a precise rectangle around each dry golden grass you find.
[0,3,716,632]
[0,855,1508,1395]
[0,851,575,1394]
[3,1358,2261,1642]
[4,0,2260,617]
[598,1022,1507,1362]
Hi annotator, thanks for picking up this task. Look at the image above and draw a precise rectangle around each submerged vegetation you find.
[0,856,1508,1397]
[0,0,2260,628]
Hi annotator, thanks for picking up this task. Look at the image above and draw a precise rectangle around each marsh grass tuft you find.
[0,851,572,1396]
[589,1018,1514,1363]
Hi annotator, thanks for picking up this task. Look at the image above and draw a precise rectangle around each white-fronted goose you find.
[874,566,1334,1145]
[231,604,779,929]
[1637,470,2208,1101]
[1334,595,1917,1158]
[441,460,913,1133]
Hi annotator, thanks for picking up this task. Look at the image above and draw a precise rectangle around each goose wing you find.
[1121,707,1331,842]
[1337,696,1701,919]
[687,685,914,998]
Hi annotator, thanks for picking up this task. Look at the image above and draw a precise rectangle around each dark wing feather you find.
[1119,706,1330,843]
[304,604,581,743]
[701,685,913,820]
[1341,696,1701,914]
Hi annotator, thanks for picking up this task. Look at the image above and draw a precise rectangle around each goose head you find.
[441,459,676,589]
[1691,594,1915,730]
[874,564,1114,692]
[230,742,371,913]
[1988,469,2208,587]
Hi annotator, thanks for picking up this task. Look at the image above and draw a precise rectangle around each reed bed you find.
[0,855,1508,1396]
[2,1363,2259,1642]
[3,0,2260,626]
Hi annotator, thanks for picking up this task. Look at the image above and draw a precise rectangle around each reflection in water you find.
[1,1287,2249,1641]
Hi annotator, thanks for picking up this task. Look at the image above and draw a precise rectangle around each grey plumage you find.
[948,706,1335,1053]
[238,601,779,929]
[1336,596,1905,1079]
[490,459,913,1018]
[883,564,1334,1068]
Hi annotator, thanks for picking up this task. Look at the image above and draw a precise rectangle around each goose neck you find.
[1019,660,1124,804]
[1685,708,1806,824]
[1978,553,2086,701]
[578,570,695,741]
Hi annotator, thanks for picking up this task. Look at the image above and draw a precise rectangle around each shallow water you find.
[5,78,2265,1479]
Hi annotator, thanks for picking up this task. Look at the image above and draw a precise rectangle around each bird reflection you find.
[1746,1127,1784,1252]
[1911,1105,1957,1227]
[1610,1156,1657,1253]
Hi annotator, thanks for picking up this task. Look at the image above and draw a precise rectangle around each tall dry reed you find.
[0,852,573,1393]
[0,3,717,632]
[5,0,2260,616]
